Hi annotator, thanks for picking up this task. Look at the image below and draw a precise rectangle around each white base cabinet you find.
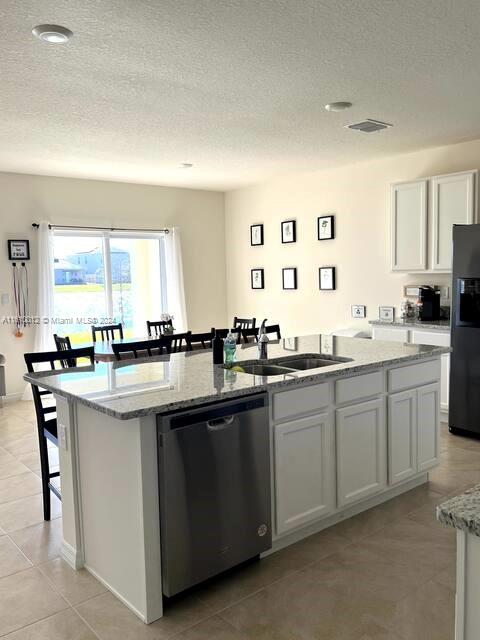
[336,398,386,507]
[388,382,440,485]
[274,412,335,535]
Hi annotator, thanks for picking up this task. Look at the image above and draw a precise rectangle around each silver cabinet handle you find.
[206,415,235,431]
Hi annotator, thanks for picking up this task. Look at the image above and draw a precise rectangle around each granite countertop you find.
[437,485,480,537]
[370,319,450,331]
[24,333,449,420]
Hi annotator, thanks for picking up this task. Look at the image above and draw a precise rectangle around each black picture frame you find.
[251,268,265,289]
[250,224,264,246]
[319,266,336,290]
[282,267,297,290]
[8,239,30,261]
[317,215,335,241]
[281,220,296,243]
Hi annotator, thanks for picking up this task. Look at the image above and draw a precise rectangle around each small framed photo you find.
[351,305,366,319]
[8,240,30,261]
[379,306,395,322]
[250,224,264,246]
[281,220,296,243]
[317,215,335,241]
[282,267,297,290]
[251,268,265,289]
[319,266,336,290]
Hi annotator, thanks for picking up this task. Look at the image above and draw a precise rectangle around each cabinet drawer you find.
[272,383,329,422]
[335,371,383,405]
[388,359,441,393]
[410,330,450,348]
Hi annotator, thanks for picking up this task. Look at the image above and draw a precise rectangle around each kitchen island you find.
[25,334,449,623]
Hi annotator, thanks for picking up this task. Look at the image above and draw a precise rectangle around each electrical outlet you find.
[58,424,68,451]
[351,305,366,319]
[440,286,450,299]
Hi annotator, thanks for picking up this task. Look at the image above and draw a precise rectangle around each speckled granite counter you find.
[437,485,480,536]
[24,333,449,420]
[370,319,450,331]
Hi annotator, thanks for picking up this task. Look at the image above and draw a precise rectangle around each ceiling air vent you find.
[346,119,393,133]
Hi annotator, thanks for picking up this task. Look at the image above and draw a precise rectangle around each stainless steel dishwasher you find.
[157,393,271,597]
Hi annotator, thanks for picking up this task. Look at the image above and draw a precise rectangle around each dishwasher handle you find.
[206,415,235,431]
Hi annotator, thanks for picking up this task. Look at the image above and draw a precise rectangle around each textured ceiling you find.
[1,0,480,190]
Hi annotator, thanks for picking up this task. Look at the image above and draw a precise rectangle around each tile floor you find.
[0,400,477,639]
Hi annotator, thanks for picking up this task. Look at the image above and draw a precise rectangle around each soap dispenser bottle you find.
[224,330,237,365]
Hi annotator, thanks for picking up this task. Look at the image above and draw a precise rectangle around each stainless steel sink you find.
[237,364,296,376]
[276,357,348,370]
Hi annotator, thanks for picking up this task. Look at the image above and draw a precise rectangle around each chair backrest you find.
[187,331,214,350]
[91,323,123,342]
[112,338,168,361]
[241,327,259,343]
[146,319,173,337]
[163,331,192,353]
[25,347,95,430]
[53,334,74,368]
[266,324,281,340]
[233,316,256,330]
[211,327,242,344]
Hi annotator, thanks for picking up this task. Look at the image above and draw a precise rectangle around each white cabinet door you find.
[388,390,417,485]
[336,399,386,507]
[274,412,335,535]
[441,353,450,414]
[391,180,428,272]
[431,171,476,271]
[417,383,440,472]
[372,326,410,343]
[410,329,450,413]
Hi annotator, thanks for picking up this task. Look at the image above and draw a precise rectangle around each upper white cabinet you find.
[391,170,477,273]
[431,171,475,271]
[391,180,428,272]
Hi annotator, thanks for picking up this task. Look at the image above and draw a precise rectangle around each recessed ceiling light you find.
[32,24,73,44]
[324,101,353,112]
[179,163,193,169]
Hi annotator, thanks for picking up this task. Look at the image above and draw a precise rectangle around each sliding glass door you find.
[52,231,165,344]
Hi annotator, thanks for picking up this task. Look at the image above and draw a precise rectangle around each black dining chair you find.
[163,331,192,353]
[266,324,282,340]
[242,324,281,344]
[91,323,123,342]
[211,327,242,344]
[146,319,173,337]
[187,331,214,350]
[233,316,256,330]
[112,337,169,360]
[53,334,75,367]
[24,346,95,520]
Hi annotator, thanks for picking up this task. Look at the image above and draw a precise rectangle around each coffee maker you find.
[417,286,441,321]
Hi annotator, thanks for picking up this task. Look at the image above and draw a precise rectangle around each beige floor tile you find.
[386,579,454,640]
[0,423,36,447]
[9,518,63,565]
[77,591,214,640]
[39,557,107,605]
[0,493,61,533]
[1,609,97,639]
[173,615,247,639]
[17,448,58,477]
[0,567,68,636]
[0,471,42,504]
[0,456,31,481]
[0,535,32,577]
[2,436,39,458]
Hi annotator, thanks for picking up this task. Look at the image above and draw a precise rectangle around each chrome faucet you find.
[258,318,269,360]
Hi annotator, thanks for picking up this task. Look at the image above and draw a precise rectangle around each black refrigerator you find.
[450,224,480,437]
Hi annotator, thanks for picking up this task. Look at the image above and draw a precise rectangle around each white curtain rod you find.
[31,223,169,234]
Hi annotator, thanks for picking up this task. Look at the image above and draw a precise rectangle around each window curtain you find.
[22,221,55,400]
[164,227,188,332]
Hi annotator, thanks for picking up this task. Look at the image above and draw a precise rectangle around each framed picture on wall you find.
[351,304,366,319]
[282,267,297,290]
[251,268,265,289]
[250,224,264,246]
[317,215,335,241]
[319,266,336,290]
[379,306,395,322]
[8,240,30,261]
[281,220,296,243]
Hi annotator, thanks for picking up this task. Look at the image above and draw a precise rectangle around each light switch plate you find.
[351,304,366,319]
[58,424,68,451]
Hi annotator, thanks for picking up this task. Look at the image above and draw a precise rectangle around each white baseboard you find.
[1,392,23,404]
[61,540,84,570]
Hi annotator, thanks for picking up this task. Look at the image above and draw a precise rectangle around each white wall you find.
[1,172,226,397]
[224,138,480,336]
